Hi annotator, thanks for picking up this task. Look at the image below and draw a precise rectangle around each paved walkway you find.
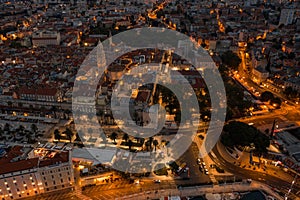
[116,181,283,200]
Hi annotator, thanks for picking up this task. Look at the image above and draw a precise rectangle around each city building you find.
[279,9,295,26]
[16,87,62,102]
[0,145,74,200]
[32,31,61,47]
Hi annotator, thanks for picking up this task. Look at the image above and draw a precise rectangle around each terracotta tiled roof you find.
[18,87,58,96]
[39,151,69,167]
[0,147,70,175]
[0,158,39,175]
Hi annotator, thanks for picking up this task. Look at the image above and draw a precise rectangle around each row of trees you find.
[260,91,282,108]
[0,123,40,143]
[54,127,74,142]
[109,132,161,152]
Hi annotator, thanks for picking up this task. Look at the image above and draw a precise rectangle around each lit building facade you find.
[0,146,74,200]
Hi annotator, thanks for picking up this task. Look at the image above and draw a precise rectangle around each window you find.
[53,181,55,185]
[45,182,47,186]
[61,179,63,183]
[54,186,57,189]
[62,185,65,188]
[35,191,38,194]
[27,193,29,196]
[46,188,49,191]
[59,174,62,177]
[19,195,21,198]
[43,177,46,180]
[52,175,54,179]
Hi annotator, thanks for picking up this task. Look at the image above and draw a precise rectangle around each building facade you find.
[0,146,74,200]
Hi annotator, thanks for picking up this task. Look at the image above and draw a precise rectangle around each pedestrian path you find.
[116,181,283,200]
[75,185,92,200]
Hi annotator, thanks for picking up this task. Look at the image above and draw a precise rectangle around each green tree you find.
[122,133,129,142]
[221,51,241,71]
[145,140,151,151]
[64,128,73,142]
[270,97,282,108]
[153,139,159,151]
[128,139,133,151]
[261,91,274,102]
[54,129,61,141]
[110,132,118,143]
[221,121,270,153]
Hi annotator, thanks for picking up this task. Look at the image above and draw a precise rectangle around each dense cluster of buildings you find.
[0,0,299,199]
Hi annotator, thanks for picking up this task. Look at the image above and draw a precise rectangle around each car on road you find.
[153,180,161,183]
[197,158,204,165]
[199,165,203,172]
[204,169,209,175]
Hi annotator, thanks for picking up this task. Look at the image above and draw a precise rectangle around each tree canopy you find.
[221,121,270,154]
[221,51,241,71]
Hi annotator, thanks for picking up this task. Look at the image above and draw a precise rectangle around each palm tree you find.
[145,140,151,151]
[110,132,118,143]
[128,139,133,151]
[153,139,159,151]
[64,128,73,142]
[122,133,129,142]
[54,129,61,141]
[153,140,158,151]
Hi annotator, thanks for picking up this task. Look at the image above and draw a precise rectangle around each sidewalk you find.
[117,181,283,200]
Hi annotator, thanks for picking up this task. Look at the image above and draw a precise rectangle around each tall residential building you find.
[279,9,295,25]
[0,145,74,200]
